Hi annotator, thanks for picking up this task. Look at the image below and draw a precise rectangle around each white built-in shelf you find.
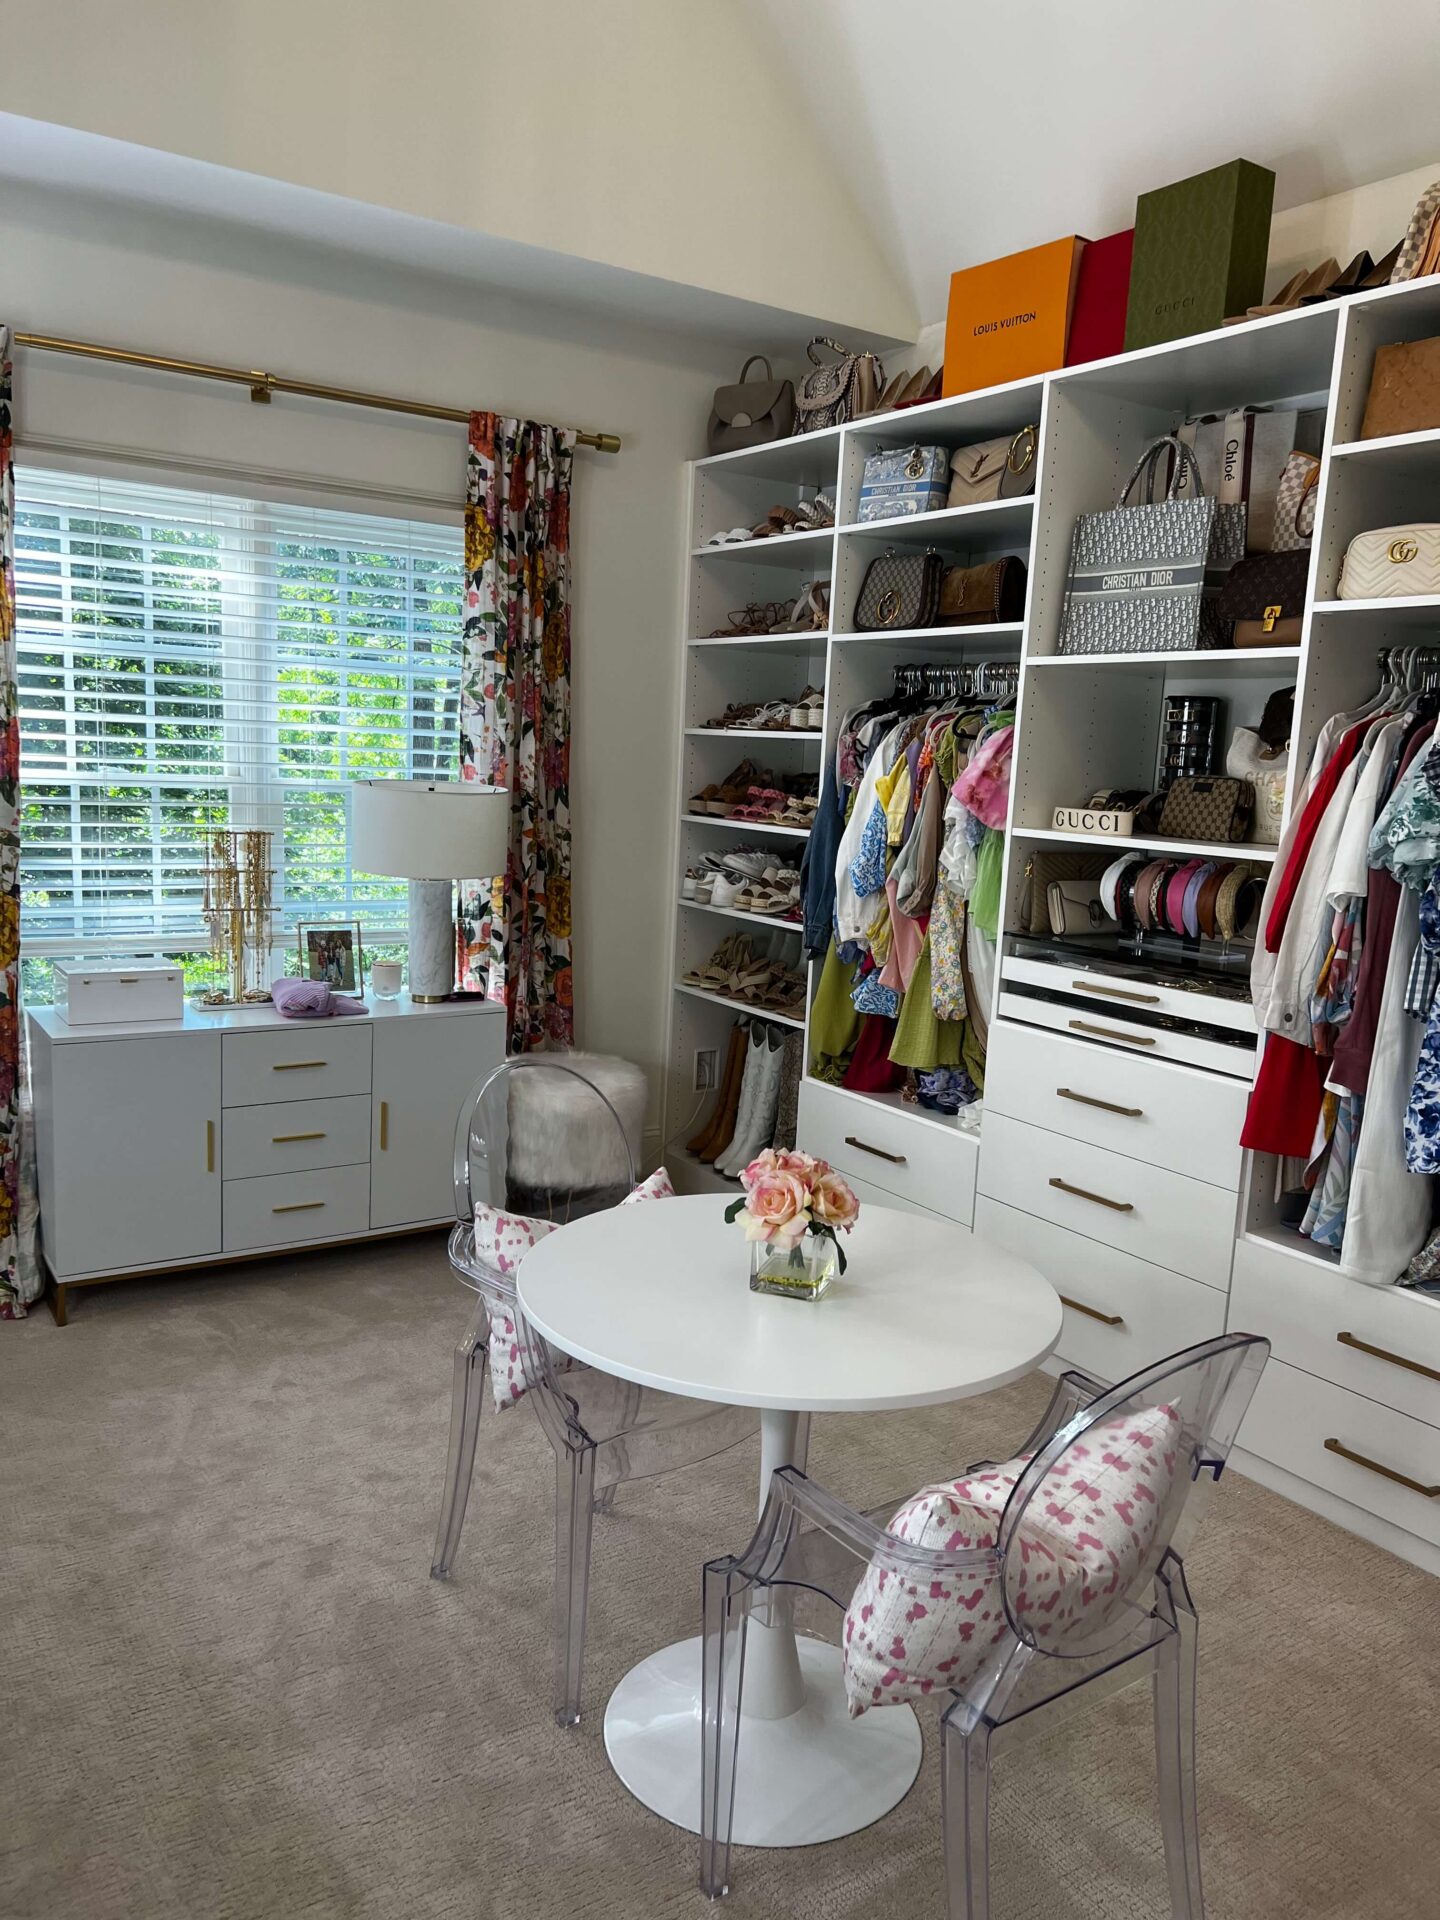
[685,726,823,741]
[1052,298,1339,413]
[808,1077,983,1147]
[680,897,803,933]
[663,1142,738,1193]
[687,630,828,651]
[1311,595,1440,626]
[831,621,1024,648]
[694,422,846,482]
[681,813,810,840]
[836,497,1034,547]
[1027,646,1302,676]
[1328,426,1440,477]
[1012,825,1279,863]
[674,981,805,1030]
[692,526,834,566]
[845,374,1048,445]
[1242,1225,1342,1272]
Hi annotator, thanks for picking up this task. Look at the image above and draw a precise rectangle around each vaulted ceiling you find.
[747,0,1440,323]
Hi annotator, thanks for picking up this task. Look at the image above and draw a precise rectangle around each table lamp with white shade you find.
[350,779,509,1002]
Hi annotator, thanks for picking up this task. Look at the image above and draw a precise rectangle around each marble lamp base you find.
[407,878,458,1001]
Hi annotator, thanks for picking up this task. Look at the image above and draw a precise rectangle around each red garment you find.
[1265,720,1370,952]
[1240,1032,1326,1156]
[842,1015,906,1093]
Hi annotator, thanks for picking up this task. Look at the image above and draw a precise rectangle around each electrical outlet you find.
[694,1048,718,1092]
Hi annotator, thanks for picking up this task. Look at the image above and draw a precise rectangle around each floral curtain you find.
[1,326,39,1317]
[457,413,575,1052]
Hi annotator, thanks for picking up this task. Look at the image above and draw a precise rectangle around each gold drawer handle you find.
[1056,1087,1143,1119]
[1070,980,1161,1006]
[117,974,141,984]
[1336,1330,1440,1385]
[380,1100,389,1151]
[206,1119,215,1173]
[1049,1175,1133,1214]
[1324,1437,1439,1499]
[273,1059,327,1071]
[273,1131,326,1143]
[272,1200,326,1214]
[844,1134,906,1166]
[1069,1020,1156,1048]
[1060,1292,1125,1327]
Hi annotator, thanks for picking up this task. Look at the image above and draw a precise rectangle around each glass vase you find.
[749,1233,837,1302]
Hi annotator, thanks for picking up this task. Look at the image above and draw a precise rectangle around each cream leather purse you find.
[1338,524,1440,600]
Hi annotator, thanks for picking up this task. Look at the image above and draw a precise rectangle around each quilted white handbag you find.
[1338,523,1440,600]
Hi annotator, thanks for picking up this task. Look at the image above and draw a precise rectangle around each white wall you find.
[0,181,727,1143]
[0,0,915,342]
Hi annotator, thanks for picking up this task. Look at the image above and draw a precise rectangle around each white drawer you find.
[222,1163,371,1251]
[986,1020,1246,1190]
[997,990,1254,1080]
[222,1024,372,1107]
[978,1111,1237,1289]
[222,1095,372,1181]
[1002,953,1257,1036]
[1237,1358,1440,1549]
[797,1079,977,1227]
[1231,1236,1440,1431]
[975,1196,1227,1385]
[841,1169,955,1224]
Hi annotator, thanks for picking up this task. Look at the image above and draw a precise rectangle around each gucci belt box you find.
[1124,158,1274,350]
[53,962,185,1025]
[944,235,1086,397]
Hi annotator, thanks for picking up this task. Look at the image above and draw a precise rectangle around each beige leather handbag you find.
[1337,524,1440,600]
[947,425,1038,507]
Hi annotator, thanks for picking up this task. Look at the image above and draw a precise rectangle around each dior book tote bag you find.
[1058,435,1246,655]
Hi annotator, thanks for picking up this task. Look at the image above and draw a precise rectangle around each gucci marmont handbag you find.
[853,548,945,630]
[1338,525,1440,600]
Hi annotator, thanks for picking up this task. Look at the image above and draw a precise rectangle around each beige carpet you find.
[1,1239,1435,1920]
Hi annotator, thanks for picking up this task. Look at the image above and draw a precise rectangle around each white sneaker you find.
[710,872,744,909]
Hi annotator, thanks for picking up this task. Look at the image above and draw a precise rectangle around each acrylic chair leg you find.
[430,1295,490,1580]
[941,1706,992,1920]
[699,1558,746,1901]
[554,1439,598,1728]
[1154,1605,1205,1919]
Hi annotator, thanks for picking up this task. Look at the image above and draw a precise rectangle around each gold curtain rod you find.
[11,330,622,454]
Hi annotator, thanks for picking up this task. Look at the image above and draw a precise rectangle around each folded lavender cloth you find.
[270,977,369,1019]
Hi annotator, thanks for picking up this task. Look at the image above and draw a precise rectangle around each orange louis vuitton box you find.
[943,236,1086,397]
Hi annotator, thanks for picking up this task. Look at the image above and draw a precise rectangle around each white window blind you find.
[13,468,464,955]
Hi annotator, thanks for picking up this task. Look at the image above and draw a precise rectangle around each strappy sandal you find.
[702,702,762,730]
[789,687,824,730]
[709,603,782,639]
[731,785,787,822]
[681,932,746,989]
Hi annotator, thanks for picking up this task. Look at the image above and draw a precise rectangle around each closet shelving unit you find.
[665,273,1440,1573]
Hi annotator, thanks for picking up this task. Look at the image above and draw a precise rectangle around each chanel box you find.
[1124,159,1274,351]
[52,963,185,1025]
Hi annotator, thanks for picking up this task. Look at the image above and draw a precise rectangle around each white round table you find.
[517,1193,1061,1848]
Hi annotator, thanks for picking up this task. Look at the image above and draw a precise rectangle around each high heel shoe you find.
[1302,251,1373,303]
[1358,240,1404,290]
[1225,259,1338,325]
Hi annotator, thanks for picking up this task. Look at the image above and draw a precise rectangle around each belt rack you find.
[892,658,1020,704]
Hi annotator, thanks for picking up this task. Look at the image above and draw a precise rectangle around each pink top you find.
[952,725,1014,830]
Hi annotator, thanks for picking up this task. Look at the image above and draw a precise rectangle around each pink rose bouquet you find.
[725,1148,860,1272]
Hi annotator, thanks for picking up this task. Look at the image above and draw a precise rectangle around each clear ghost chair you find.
[431,1056,763,1728]
[700,1333,1270,1917]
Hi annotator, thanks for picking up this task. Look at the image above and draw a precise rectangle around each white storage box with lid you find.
[52,964,184,1026]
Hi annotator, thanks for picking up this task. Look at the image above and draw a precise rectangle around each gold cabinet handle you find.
[1049,1175,1134,1213]
[273,1059,326,1071]
[380,1100,389,1151]
[1336,1330,1440,1385]
[1324,1437,1440,1499]
[1070,980,1161,1005]
[1060,1292,1125,1327]
[1056,1087,1144,1119]
[844,1134,906,1166]
[272,1200,326,1214]
[117,974,141,984]
[1068,1020,1156,1048]
[273,1131,326,1144]
[206,1119,215,1173]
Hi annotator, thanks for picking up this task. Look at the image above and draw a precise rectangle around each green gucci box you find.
[1124,158,1275,350]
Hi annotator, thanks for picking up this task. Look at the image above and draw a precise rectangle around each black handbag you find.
[853,548,944,631]
[706,356,796,456]
[1217,550,1309,646]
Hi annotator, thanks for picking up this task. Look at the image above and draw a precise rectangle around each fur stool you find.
[505,1053,647,1218]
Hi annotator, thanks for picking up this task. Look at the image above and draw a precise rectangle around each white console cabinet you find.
[28,995,505,1322]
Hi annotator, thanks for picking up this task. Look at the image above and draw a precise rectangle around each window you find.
[13,469,464,995]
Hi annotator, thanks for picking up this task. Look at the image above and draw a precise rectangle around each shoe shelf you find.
[691,525,836,564]
[687,631,829,651]
[834,496,1034,547]
[673,982,805,1031]
[679,896,803,933]
[683,726,823,741]
[681,812,811,840]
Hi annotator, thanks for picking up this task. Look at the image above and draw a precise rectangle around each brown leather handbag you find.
[1359,334,1440,440]
[706,356,796,455]
[937,556,1027,626]
[1217,550,1308,646]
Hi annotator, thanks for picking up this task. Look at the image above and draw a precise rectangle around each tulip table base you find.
[603,1632,922,1845]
